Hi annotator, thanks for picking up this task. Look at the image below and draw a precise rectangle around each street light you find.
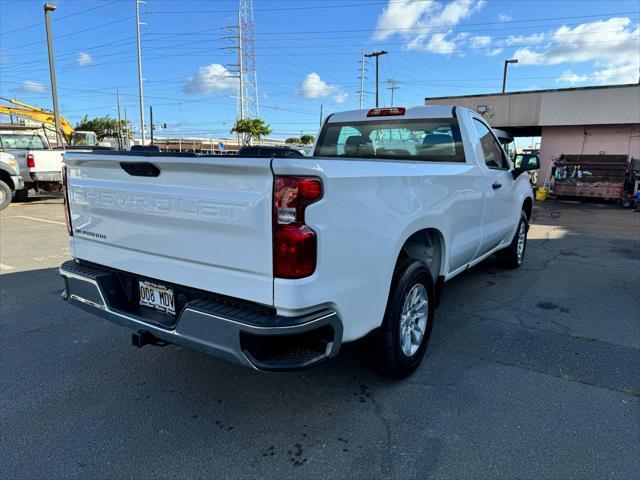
[502,59,518,94]
[44,2,62,147]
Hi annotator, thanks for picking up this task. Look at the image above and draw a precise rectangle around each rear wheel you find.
[367,259,435,379]
[0,181,11,210]
[497,211,528,269]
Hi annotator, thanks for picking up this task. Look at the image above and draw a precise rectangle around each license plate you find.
[138,280,175,315]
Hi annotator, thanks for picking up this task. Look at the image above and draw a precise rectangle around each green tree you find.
[285,137,301,144]
[75,115,125,136]
[231,118,272,145]
[299,134,315,145]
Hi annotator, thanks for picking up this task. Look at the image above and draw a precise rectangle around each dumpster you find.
[552,154,628,200]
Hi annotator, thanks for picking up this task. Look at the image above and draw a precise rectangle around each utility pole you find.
[502,58,518,94]
[319,104,323,128]
[365,50,387,108]
[238,9,244,122]
[135,0,146,144]
[387,79,399,106]
[123,107,129,149]
[149,105,154,144]
[44,3,62,147]
[116,90,122,150]
[358,50,367,109]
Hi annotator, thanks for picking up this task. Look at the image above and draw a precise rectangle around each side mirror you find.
[521,156,540,170]
[512,156,540,179]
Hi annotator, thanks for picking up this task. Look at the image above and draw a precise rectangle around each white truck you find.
[59,106,539,378]
[0,127,64,200]
[0,151,24,210]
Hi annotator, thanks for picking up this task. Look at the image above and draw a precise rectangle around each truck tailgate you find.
[65,153,274,306]
[32,149,64,173]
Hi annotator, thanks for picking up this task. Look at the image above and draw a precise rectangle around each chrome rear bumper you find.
[60,260,342,371]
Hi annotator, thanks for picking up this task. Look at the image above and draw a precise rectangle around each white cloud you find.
[19,81,45,93]
[298,73,348,103]
[505,33,546,47]
[590,63,640,84]
[373,0,436,41]
[424,31,471,55]
[76,52,93,67]
[486,47,504,57]
[557,64,639,86]
[513,18,639,66]
[373,0,486,54]
[498,13,512,22]
[426,32,456,54]
[513,17,639,86]
[470,35,491,48]
[556,71,589,85]
[184,63,237,94]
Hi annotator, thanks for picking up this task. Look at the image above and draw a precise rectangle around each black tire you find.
[497,211,528,269]
[367,258,435,379]
[13,188,29,202]
[0,180,11,210]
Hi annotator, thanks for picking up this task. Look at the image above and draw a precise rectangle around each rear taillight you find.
[27,153,35,169]
[273,176,322,279]
[62,165,73,236]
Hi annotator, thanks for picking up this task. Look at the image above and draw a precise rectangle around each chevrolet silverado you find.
[59,106,539,378]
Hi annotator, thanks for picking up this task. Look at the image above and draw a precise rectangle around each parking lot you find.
[1,196,639,479]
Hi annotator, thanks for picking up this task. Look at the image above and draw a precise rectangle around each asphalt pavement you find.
[1,195,639,480]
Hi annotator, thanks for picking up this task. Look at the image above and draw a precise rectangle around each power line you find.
[251,12,640,36]
[0,0,126,36]
[7,15,136,51]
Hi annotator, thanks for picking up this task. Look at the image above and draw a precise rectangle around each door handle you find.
[492,181,502,189]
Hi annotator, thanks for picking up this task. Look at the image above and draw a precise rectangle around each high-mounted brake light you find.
[367,107,406,117]
[61,165,73,236]
[27,153,35,169]
[273,176,323,279]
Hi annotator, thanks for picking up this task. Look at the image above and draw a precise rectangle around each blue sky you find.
[1,0,638,140]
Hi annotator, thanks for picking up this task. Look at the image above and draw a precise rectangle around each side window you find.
[473,119,508,169]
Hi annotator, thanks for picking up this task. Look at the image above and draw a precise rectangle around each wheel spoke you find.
[413,298,427,312]
[411,327,422,345]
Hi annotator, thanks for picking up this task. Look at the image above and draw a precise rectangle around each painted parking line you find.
[0,263,15,271]
[2,215,65,226]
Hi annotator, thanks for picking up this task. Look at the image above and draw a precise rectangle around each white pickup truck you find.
[59,106,539,378]
[0,127,64,200]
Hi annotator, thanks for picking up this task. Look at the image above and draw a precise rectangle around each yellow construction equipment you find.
[0,98,75,143]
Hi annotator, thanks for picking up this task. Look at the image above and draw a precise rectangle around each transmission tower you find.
[239,0,259,119]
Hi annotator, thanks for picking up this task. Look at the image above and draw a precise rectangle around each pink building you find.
[426,84,640,186]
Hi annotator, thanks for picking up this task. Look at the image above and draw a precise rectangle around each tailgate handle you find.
[120,162,160,177]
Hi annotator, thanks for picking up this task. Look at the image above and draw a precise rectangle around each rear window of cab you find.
[314,118,464,162]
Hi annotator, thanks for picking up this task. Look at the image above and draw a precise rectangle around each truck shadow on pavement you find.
[2,216,639,479]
